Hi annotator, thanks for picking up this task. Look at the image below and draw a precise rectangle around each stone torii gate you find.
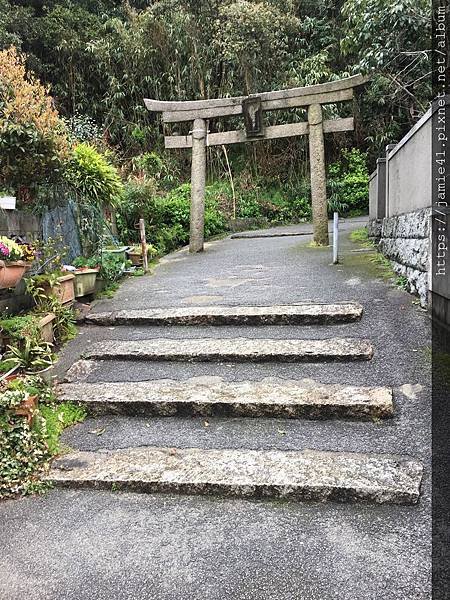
[145,74,368,253]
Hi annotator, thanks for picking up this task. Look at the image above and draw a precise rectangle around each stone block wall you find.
[370,208,430,306]
[0,209,40,240]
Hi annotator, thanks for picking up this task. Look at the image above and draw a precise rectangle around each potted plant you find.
[78,253,127,294]
[71,257,100,297]
[126,246,143,266]
[29,237,75,305]
[0,236,34,289]
[126,243,156,266]
[27,272,75,305]
[37,312,56,343]
[102,245,130,262]
[1,313,57,356]
[4,337,54,374]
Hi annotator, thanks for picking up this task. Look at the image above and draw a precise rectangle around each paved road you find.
[0,219,431,600]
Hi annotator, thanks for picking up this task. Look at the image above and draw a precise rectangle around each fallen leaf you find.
[89,428,106,436]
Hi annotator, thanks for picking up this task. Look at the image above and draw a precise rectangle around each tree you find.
[0,46,68,200]
[341,0,432,156]
[214,1,301,94]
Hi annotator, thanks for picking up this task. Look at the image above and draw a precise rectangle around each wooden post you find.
[308,104,329,246]
[190,118,207,253]
[139,218,148,273]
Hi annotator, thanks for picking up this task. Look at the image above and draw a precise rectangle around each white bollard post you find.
[333,212,339,264]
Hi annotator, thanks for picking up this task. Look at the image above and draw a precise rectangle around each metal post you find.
[139,218,148,273]
[308,103,329,246]
[190,118,207,253]
[332,212,339,264]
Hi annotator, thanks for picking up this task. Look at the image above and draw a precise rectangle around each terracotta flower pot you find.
[127,252,142,266]
[14,394,38,424]
[0,260,27,290]
[42,273,75,305]
[38,312,56,344]
[3,372,19,383]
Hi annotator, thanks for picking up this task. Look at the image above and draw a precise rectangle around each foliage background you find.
[0,0,431,160]
[0,0,433,243]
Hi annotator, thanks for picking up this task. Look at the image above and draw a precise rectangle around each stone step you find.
[230,231,312,239]
[47,446,423,505]
[84,337,374,363]
[85,303,363,326]
[58,380,393,419]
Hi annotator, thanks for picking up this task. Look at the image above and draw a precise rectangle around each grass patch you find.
[307,240,329,248]
[395,274,409,290]
[349,226,398,282]
[40,402,87,455]
[349,227,372,246]
[96,282,120,298]
[368,252,396,281]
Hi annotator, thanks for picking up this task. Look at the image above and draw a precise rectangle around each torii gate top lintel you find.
[144,74,369,121]
[144,74,369,252]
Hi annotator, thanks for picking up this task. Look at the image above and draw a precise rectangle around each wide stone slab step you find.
[47,446,423,505]
[84,337,374,363]
[85,303,363,326]
[58,379,393,419]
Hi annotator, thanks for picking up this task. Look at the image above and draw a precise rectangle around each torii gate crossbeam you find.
[145,74,368,252]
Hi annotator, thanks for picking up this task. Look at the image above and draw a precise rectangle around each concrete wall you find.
[386,112,431,217]
[368,109,433,220]
[368,101,442,308]
[369,159,387,222]
[369,170,377,220]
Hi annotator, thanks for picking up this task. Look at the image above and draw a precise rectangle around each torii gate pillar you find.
[308,104,328,246]
[190,118,207,252]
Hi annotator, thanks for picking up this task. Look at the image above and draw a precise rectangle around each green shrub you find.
[131,152,180,188]
[65,142,123,207]
[236,181,311,224]
[96,253,126,284]
[116,177,159,244]
[238,195,263,219]
[117,180,228,255]
[117,175,314,254]
[0,407,50,497]
[327,148,369,216]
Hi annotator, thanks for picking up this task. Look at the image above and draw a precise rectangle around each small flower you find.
[0,242,10,258]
